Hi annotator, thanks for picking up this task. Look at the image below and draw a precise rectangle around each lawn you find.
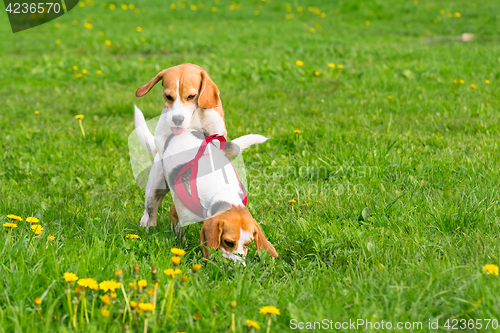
[1,0,500,331]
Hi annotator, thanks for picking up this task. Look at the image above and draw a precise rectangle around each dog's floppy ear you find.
[200,217,225,258]
[198,70,219,109]
[136,69,168,97]
[253,220,279,258]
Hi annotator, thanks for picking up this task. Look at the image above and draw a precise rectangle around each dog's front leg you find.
[140,153,169,229]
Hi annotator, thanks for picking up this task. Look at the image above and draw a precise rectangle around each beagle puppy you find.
[134,64,227,229]
[200,205,279,260]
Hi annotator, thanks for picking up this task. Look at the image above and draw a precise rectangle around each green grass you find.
[2,0,500,331]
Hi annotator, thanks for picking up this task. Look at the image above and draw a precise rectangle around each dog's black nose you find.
[172,115,184,126]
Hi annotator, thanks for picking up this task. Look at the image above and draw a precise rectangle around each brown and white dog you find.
[135,64,227,230]
[135,64,278,260]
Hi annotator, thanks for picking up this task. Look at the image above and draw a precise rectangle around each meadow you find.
[1,0,500,331]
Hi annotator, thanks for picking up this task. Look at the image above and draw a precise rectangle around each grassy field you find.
[2,0,500,331]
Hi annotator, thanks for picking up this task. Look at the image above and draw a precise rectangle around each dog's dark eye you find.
[165,95,174,101]
[187,94,196,101]
[225,241,235,248]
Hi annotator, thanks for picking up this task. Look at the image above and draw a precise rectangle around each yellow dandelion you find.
[471,83,477,89]
[47,235,55,241]
[259,306,280,315]
[109,3,115,9]
[337,64,344,69]
[64,272,78,282]
[138,303,155,311]
[75,73,83,78]
[99,280,121,292]
[130,301,138,308]
[126,234,140,239]
[110,292,117,299]
[181,276,188,283]
[171,248,186,256]
[99,31,104,36]
[72,66,78,70]
[137,279,147,288]
[433,19,438,24]
[308,6,314,12]
[6,214,22,221]
[288,199,297,203]
[56,39,61,44]
[297,7,303,12]
[296,60,303,66]
[78,278,98,290]
[139,58,144,62]
[96,70,103,75]
[147,288,154,295]
[34,111,40,115]
[82,69,87,74]
[140,37,146,42]
[79,2,84,7]
[129,4,134,9]
[294,130,301,133]
[455,12,461,17]
[453,80,457,84]
[192,264,202,273]
[212,7,217,12]
[483,264,499,276]
[440,9,444,14]
[104,40,112,46]
[172,256,181,266]
[447,12,452,17]
[31,225,43,235]
[246,319,261,329]
[101,308,109,317]
[365,20,370,25]
[485,80,490,84]
[328,63,335,68]
[314,9,320,14]
[387,95,392,99]
[321,12,326,18]
[459,79,464,84]
[170,3,176,9]
[3,222,18,229]
[75,114,84,119]
[136,26,142,32]
[191,5,196,10]
[34,297,42,305]
[121,4,127,10]
[254,10,259,15]
[164,268,182,277]
[309,27,315,33]
[314,71,320,76]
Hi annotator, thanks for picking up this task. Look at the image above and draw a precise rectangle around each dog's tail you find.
[134,105,157,155]
[225,134,268,157]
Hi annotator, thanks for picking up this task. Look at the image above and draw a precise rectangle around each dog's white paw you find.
[140,212,156,229]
